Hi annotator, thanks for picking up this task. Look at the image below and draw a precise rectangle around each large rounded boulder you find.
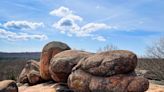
[74,50,137,77]
[40,41,71,80]
[18,60,42,85]
[68,69,149,92]
[0,80,18,92]
[49,50,92,82]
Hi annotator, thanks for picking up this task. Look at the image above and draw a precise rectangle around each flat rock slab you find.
[19,83,56,92]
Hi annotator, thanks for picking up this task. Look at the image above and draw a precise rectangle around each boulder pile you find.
[49,50,92,83]
[18,60,42,85]
[1,41,149,92]
[68,51,149,92]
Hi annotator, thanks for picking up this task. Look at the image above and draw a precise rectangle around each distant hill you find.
[0,52,41,59]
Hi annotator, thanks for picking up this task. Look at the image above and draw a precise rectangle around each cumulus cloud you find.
[53,19,112,41]
[92,35,106,42]
[52,17,80,34]
[50,6,116,42]
[2,21,44,30]
[79,23,110,36]
[0,29,47,41]
[50,6,72,17]
[50,6,83,21]
[53,21,110,41]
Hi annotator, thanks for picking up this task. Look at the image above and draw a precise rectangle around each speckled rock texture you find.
[74,50,137,77]
[68,69,149,92]
[49,50,92,82]
[18,60,42,85]
[16,42,150,92]
[68,50,149,92]
[40,41,71,80]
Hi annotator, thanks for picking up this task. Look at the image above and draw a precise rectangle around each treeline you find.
[0,52,40,60]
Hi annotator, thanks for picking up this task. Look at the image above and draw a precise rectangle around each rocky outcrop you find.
[68,69,149,92]
[18,60,42,85]
[40,41,71,80]
[0,80,18,92]
[49,50,92,82]
[74,50,137,77]
[16,41,150,92]
[68,50,149,92]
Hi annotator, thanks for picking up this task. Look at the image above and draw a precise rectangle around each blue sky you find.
[0,0,164,56]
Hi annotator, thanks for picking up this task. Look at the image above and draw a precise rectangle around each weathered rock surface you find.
[18,82,164,92]
[15,42,150,92]
[19,82,55,92]
[40,41,71,80]
[0,80,18,92]
[68,69,149,92]
[49,50,92,82]
[74,50,137,77]
[18,60,42,85]
[19,82,74,92]
[127,77,150,92]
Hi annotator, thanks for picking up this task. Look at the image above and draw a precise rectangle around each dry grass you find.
[0,57,39,81]
[137,59,164,81]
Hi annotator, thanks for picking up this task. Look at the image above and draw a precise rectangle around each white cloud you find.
[80,23,110,36]
[0,29,47,41]
[92,36,106,42]
[50,6,72,17]
[52,17,81,34]
[51,6,116,42]
[66,14,83,21]
[3,21,44,30]
[50,6,83,21]
[53,21,112,39]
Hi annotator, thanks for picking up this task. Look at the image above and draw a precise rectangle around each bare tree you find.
[97,44,118,53]
[146,37,164,59]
